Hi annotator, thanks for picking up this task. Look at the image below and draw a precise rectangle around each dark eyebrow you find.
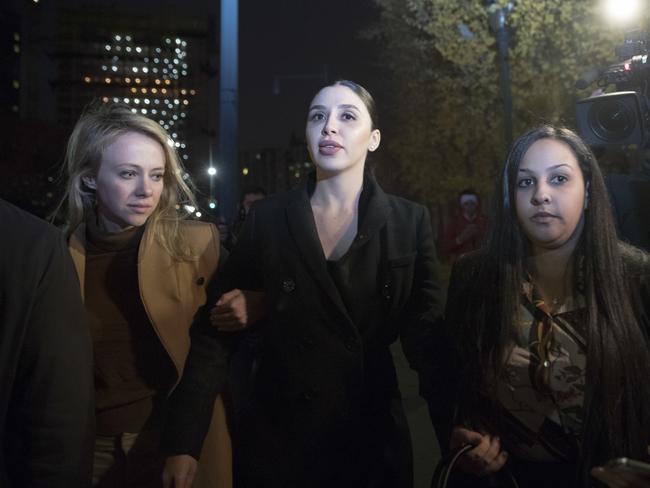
[308,104,361,112]
[518,163,574,173]
[338,104,361,111]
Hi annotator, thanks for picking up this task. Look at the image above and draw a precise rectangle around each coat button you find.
[282,278,296,293]
[382,282,391,299]
[298,337,314,351]
[345,338,359,352]
[301,387,318,401]
[196,277,205,285]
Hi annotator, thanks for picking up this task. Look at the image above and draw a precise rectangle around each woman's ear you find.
[584,182,590,209]
[82,176,97,190]
[368,129,381,152]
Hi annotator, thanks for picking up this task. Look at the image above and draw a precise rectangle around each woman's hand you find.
[449,426,508,477]
[210,289,266,331]
[162,454,197,488]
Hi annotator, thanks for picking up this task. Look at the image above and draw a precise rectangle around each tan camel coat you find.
[69,220,232,488]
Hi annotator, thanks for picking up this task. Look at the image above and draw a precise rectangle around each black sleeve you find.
[399,205,444,374]
[161,312,235,458]
[424,256,470,453]
[395,204,460,451]
[162,205,264,459]
[7,233,94,488]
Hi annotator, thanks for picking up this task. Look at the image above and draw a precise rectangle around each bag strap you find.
[431,444,520,488]
[431,445,473,488]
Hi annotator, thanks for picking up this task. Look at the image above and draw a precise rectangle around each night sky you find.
[17,0,382,151]
[238,0,381,149]
[3,0,384,216]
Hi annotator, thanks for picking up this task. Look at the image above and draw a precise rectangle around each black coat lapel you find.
[356,172,390,248]
[285,184,354,326]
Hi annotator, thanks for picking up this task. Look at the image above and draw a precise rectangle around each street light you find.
[602,0,643,26]
[207,167,217,176]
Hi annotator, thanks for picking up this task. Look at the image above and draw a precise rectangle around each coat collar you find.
[284,171,391,326]
[67,219,157,301]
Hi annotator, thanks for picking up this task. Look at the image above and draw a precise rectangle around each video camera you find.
[576,29,650,147]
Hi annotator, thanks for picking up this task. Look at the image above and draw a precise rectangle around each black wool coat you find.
[164,175,443,488]
[0,199,94,487]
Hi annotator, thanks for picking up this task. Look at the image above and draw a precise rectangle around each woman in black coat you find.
[162,80,443,488]
[443,126,650,487]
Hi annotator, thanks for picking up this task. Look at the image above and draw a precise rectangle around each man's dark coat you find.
[0,199,94,487]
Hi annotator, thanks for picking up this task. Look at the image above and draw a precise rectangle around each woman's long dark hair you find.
[453,125,650,481]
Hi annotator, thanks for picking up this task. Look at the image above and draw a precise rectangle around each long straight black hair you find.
[453,125,650,481]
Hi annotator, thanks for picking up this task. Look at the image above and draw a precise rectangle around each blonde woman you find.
[55,103,231,488]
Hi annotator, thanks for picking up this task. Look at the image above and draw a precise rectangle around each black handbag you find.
[431,445,520,488]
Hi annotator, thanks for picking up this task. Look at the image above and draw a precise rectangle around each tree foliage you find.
[373,0,634,204]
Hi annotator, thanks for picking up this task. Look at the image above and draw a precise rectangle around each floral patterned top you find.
[497,280,586,462]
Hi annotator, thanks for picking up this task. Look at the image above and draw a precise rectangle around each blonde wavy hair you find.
[55,102,198,260]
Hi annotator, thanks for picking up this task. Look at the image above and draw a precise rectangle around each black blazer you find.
[164,174,443,487]
[0,199,93,487]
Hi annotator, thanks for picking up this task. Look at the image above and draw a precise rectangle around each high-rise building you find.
[53,8,211,165]
[1,1,220,217]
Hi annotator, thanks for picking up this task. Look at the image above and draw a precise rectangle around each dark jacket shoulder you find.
[385,193,425,213]
[0,199,62,251]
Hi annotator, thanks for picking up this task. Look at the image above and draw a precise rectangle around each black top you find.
[325,177,383,337]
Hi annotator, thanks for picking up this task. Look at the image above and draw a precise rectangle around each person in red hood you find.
[444,188,489,261]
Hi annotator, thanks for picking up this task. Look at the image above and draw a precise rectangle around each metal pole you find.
[496,25,513,150]
[488,2,514,152]
[208,143,214,202]
[219,0,238,221]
